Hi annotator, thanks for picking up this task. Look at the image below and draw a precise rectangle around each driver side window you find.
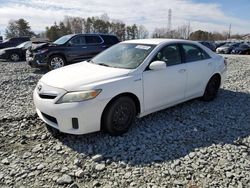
[152,44,182,66]
[70,36,85,45]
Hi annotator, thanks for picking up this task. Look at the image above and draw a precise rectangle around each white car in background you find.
[34,39,227,136]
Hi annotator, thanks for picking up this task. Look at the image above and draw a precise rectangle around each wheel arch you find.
[203,72,221,94]
[101,92,141,129]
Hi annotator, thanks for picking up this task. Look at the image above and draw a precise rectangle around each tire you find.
[202,76,220,101]
[48,55,66,70]
[10,53,20,62]
[102,96,136,136]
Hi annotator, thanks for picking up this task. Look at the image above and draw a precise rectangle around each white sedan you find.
[34,39,227,136]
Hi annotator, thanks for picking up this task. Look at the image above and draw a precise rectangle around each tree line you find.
[4,15,246,42]
[41,14,149,41]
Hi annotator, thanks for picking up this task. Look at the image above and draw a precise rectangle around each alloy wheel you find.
[50,57,65,69]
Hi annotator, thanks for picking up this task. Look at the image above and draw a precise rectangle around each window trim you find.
[68,35,86,46]
[145,43,183,71]
[180,43,211,63]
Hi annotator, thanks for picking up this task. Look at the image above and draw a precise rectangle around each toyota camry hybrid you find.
[34,39,227,136]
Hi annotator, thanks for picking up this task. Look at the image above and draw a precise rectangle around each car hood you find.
[31,42,49,51]
[217,46,230,50]
[40,62,132,91]
[31,42,58,51]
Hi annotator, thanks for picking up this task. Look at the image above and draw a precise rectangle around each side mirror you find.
[149,61,166,70]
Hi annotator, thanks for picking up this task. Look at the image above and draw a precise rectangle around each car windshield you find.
[53,35,73,45]
[91,43,156,69]
[223,43,233,47]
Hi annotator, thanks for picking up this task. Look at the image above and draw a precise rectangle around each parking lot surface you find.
[0,56,249,187]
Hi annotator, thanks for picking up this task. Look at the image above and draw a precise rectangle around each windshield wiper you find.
[98,63,110,67]
[88,59,95,63]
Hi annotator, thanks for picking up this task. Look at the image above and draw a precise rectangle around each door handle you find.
[208,62,212,66]
[82,46,87,49]
[178,69,186,73]
[102,45,107,48]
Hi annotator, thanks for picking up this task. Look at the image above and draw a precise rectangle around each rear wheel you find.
[102,97,136,136]
[202,76,220,101]
[10,53,20,62]
[48,55,66,70]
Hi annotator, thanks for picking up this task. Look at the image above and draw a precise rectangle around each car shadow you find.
[32,68,48,75]
[55,89,250,165]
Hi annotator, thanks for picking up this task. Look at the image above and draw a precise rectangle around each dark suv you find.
[26,33,120,70]
[0,37,30,49]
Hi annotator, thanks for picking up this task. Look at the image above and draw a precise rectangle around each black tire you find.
[102,96,136,136]
[48,55,66,70]
[10,53,20,62]
[202,76,220,101]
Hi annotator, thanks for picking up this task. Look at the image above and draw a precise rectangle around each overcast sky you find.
[0,0,249,37]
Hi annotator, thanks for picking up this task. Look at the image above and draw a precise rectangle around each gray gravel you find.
[0,56,249,188]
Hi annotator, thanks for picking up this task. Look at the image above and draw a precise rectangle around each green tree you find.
[189,30,213,41]
[5,18,35,38]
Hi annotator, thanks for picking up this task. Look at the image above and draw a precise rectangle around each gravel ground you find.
[0,56,249,188]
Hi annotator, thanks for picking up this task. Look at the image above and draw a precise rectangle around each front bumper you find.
[33,85,109,135]
[216,49,229,54]
[26,52,48,68]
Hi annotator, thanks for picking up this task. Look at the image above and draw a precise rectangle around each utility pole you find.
[228,24,231,39]
[168,9,172,32]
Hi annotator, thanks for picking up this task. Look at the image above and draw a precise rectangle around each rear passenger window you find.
[85,36,102,44]
[101,35,119,45]
[152,44,182,66]
[182,44,210,62]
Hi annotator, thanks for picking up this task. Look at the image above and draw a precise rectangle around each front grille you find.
[39,94,57,99]
[41,112,58,124]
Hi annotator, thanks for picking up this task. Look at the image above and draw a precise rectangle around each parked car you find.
[231,43,250,55]
[198,41,216,51]
[0,41,32,61]
[26,33,120,70]
[216,42,241,54]
[0,36,3,43]
[215,41,226,48]
[34,39,227,136]
[0,37,30,49]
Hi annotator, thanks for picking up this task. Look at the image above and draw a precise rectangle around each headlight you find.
[37,49,48,54]
[56,89,102,104]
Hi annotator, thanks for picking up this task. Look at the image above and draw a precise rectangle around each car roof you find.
[122,38,194,45]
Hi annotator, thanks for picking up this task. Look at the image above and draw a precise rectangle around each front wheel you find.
[48,55,66,70]
[102,97,136,136]
[202,76,220,101]
[10,53,20,62]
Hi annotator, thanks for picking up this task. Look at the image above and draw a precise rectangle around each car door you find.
[66,35,88,62]
[143,44,187,112]
[84,35,105,59]
[181,43,215,98]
